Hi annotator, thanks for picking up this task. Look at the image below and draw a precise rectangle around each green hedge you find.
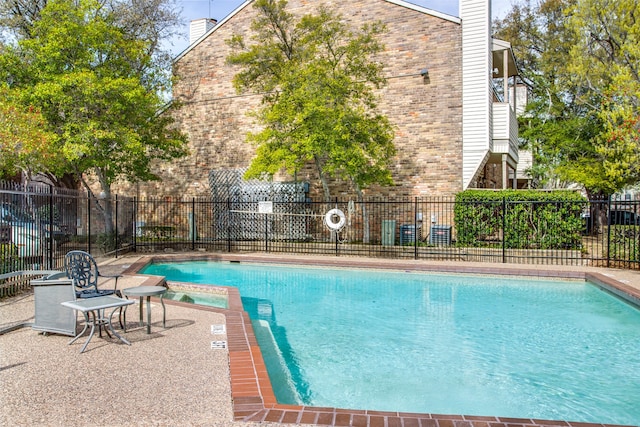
[0,243,18,275]
[454,190,586,250]
[608,225,639,262]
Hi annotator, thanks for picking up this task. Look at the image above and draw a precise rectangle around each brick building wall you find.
[120,0,463,200]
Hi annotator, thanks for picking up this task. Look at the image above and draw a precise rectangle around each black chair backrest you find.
[64,250,99,293]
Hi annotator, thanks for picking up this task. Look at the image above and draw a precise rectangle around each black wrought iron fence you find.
[0,182,134,273]
[129,194,639,269]
[1,181,639,291]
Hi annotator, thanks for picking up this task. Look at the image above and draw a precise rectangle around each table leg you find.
[69,312,96,353]
[138,296,143,326]
[67,311,95,353]
[105,306,131,346]
[69,312,89,346]
[69,311,96,353]
[79,311,97,354]
[146,295,152,334]
[160,294,166,328]
[98,309,103,338]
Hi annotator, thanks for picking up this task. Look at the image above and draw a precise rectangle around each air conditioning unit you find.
[429,225,451,245]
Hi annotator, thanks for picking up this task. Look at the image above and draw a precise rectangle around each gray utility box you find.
[31,272,77,336]
[381,220,396,246]
[429,225,452,246]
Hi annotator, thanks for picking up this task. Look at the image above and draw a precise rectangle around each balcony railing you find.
[492,102,518,159]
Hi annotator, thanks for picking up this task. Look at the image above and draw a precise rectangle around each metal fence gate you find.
[209,169,311,241]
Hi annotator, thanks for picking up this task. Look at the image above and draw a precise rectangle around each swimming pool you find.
[142,260,640,425]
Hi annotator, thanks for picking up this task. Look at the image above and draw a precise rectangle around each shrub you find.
[608,225,639,262]
[0,243,18,275]
[454,190,586,250]
[138,225,175,241]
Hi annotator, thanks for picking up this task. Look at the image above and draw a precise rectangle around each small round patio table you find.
[122,286,167,334]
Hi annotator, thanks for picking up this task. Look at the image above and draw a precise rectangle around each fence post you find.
[335,198,339,256]
[264,210,269,253]
[227,198,231,253]
[48,184,54,269]
[115,194,119,258]
[87,192,91,254]
[502,197,506,263]
[191,198,196,251]
[607,195,612,268]
[133,197,137,253]
[414,197,418,260]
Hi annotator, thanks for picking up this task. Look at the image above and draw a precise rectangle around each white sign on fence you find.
[258,201,273,214]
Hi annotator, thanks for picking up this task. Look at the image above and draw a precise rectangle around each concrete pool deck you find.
[1,253,639,427]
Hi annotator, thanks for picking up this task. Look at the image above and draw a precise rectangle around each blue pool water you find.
[142,261,640,425]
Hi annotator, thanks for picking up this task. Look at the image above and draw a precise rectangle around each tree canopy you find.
[0,0,188,192]
[567,0,640,190]
[0,84,60,178]
[494,0,640,198]
[0,0,188,233]
[0,0,47,39]
[0,0,182,56]
[226,0,395,201]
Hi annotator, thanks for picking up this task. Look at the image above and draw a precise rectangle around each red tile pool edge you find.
[125,254,639,427]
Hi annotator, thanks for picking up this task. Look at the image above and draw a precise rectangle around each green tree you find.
[227,0,395,203]
[0,0,182,50]
[0,84,60,178]
[0,0,188,233]
[597,86,640,185]
[494,0,640,198]
[0,0,47,38]
[0,0,183,190]
[494,0,605,197]
[566,0,640,188]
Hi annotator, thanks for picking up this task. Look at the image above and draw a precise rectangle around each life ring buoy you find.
[325,208,346,231]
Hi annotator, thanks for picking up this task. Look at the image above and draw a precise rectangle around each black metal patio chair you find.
[63,250,122,299]
[63,250,123,331]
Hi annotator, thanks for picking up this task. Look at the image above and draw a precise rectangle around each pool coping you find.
[123,254,639,427]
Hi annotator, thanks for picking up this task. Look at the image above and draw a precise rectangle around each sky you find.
[169,0,514,56]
